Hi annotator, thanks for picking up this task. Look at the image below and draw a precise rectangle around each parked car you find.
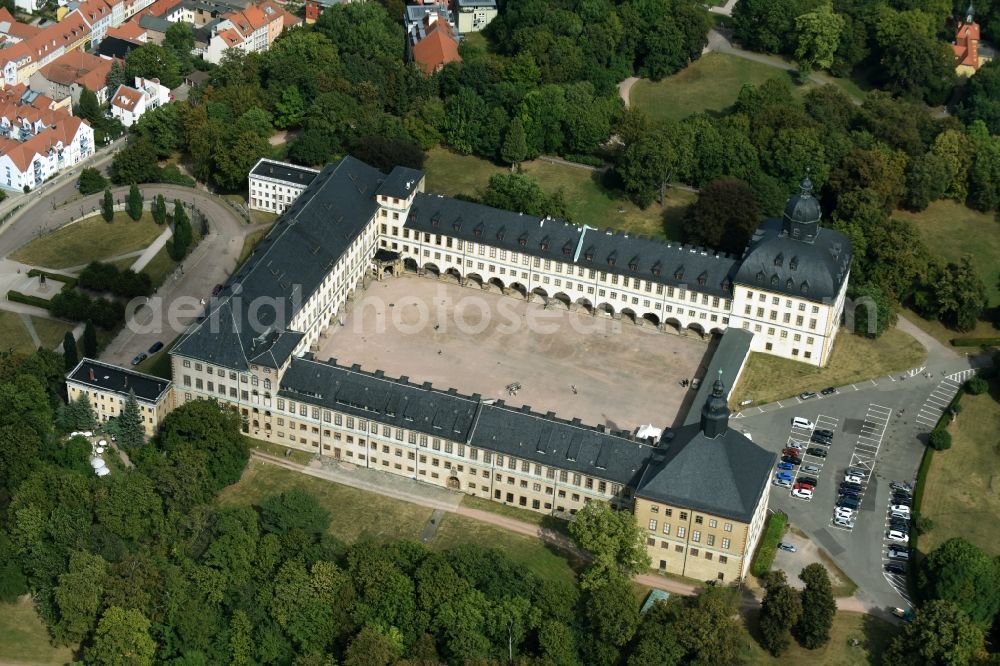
[782,447,802,456]
[777,462,796,471]
[776,471,794,482]
[778,542,797,552]
[810,433,833,445]
[773,478,792,488]
[131,352,147,366]
[839,490,861,501]
[833,517,854,529]
[792,487,813,499]
[806,448,828,458]
[838,497,860,509]
[887,530,909,543]
[885,562,908,575]
[148,341,164,354]
[890,504,911,515]
[820,386,836,396]
[890,510,910,520]
[847,467,868,478]
[794,481,814,491]
[798,476,819,487]
[690,377,701,390]
[799,391,817,400]
[841,482,863,491]
[892,607,915,622]
[892,497,912,507]
[781,455,802,465]
[891,481,914,493]
[888,546,909,560]
[834,507,855,519]
[815,428,835,439]
[792,417,815,430]
[844,474,864,484]
[889,521,909,533]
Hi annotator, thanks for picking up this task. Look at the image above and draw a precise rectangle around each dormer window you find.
[697,271,707,286]
[474,224,483,237]
[801,281,809,295]
[756,271,765,283]
[562,243,572,256]
[540,237,549,251]
[518,236,527,247]
[628,261,637,272]
[431,214,440,228]
[452,221,461,232]
[771,275,779,286]
[584,247,594,261]
[789,256,798,270]
[497,227,505,241]
[786,278,794,289]
[774,253,783,267]
[674,267,684,280]
[722,279,732,292]
[607,254,616,266]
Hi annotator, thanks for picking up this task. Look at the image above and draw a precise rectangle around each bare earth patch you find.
[316,274,713,430]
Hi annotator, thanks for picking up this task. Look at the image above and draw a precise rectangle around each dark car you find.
[888,550,909,562]
[837,497,860,509]
[841,482,863,491]
[890,482,914,493]
[885,563,907,575]
[782,447,802,456]
[810,433,833,445]
[799,391,817,400]
[815,428,835,439]
[889,521,909,532]
[892,497,912,507]
[781,455,802,465]
[892,491,913,501]
[806,447,828,458]
[839,490,861,500]
[820,386,836,396]
[799,476,819,488]
[131,352,147,366]
[148,341,164,354]
[212,283,223,296]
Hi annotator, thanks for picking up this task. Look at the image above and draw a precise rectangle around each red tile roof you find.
[411,21,460,75]
[38,50,117,92]
[111,84,143,111]
[106,22,145,42]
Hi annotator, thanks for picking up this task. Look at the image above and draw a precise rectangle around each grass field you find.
[895,201,1000,307]
[731,328,927,407]
[218,461,580,585]
[630,53,867,126]
[744,611,895,665]
[459,494,570,536]
[423,147,694,240]
[140,245,178,289]
[32,316,75,350]
[919,379,1000,556]
[0,311,74,354]
[900,307,998,350]
[12,212,163,269]
[0,597,76,666]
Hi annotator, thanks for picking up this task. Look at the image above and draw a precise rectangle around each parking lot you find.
[737,373,966,611]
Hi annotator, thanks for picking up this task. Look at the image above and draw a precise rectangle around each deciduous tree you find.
[78,168,107,196]
[794,4,845,75]
[793,563,836,649]
[882,599,985,665]
[682,177,760,254]
[569,501,650,590]
[758,570,802,656]
[481,173,568,220]
[848,282,895,338]
[918,537,1000,624]
[85,606,155,666]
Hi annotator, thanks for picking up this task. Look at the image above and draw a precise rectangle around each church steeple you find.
[700,369,730,439]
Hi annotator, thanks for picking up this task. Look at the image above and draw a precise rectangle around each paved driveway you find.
[737,362,983,612]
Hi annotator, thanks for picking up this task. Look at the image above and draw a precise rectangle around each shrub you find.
[79,262,152,298]
[751,512,788,577]
[6,290,52,308]
[78,167,107,195]
[928,429,952,451]
[950,337,1000,347]
[965,377,988,395]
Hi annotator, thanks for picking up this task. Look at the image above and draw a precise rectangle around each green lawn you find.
[731,328,927,407]
[429,514,580,587]
[0,597,76,666]
[895,201,1000,307]
[140,245,178,289]
[744,611,895,665]
[12,212,164,269]
[218,461,580,585]
[899,307,998,350]
[919,380,1000,557]
[423,147,694,240]
[0,311,39,354]
[459,493,569,536]
[631,53,800,124]
[31,316,76,351]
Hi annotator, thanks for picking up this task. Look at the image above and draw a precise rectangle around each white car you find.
[844,474,863,484]
[792,488,813,499]
[834,507,854,519]
[787,441,807,451]
[834,517,855,529]
[890,505,911,515]
[887,530,909,543]
[792,417,815,430]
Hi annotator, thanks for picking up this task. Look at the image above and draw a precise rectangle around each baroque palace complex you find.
[69,156,853,582]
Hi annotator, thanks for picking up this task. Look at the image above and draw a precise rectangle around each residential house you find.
[454,0,496,33]
[203,0,297,63]
[0,10,92,86]
[66,359,174,437]
[109,75,170,126]
[0,111,94,191]
[0,8,42,44]
[303,0,339,24]
[406,3,461,75]
[105,21,147,43]
[76,0,115,46]
[31,49,120,105]
[248,157,320,214]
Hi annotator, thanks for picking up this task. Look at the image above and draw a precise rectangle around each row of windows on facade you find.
[648,506,735,531]
[648,518,732,550]
[386,224,731,290]
[76,388,156,412]
[654,545,729,565]
[745,305,819,330]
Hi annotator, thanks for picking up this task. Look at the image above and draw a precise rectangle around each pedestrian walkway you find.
[129,228,172,272]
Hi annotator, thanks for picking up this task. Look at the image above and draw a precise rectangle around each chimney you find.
[123,376,128,388]
[89,367,95,381]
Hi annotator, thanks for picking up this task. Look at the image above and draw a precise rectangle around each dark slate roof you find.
[172,156,385,370]
[278,356,656,485]
[635,424,775,522]
[279,357,480,442]
[138,14,171,33]
[470,403,653,485]
[683,328,753,426]
[249,159,320,187]
[734,218,852,304]
[67,358,172,403]
[408,193,740,298]
[375,166,424,199]
[98,36,141,59]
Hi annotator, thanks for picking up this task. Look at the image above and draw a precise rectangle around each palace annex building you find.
[75,156,852,583]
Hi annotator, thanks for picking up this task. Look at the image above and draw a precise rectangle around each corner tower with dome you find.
[728,176,853,367]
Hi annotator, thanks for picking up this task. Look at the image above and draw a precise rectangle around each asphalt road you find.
[736,360,985,613]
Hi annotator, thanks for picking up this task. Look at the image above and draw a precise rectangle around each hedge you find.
[750,512,788,577]
[950,337,1000,347]
[7,290,52,308]
[26,269,77,291]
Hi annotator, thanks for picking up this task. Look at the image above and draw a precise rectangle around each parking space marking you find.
[914,378,965,432]
[839,403,892,520]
